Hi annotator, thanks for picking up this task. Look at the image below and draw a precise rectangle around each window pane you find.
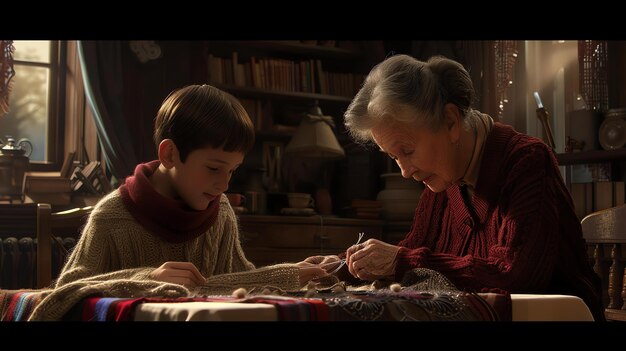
[0,64,50,162]
[12,40,50,64]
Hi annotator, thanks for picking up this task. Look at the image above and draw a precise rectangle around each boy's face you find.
[170,146,244,211]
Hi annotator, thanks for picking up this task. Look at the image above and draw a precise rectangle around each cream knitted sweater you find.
[28,191,300,320]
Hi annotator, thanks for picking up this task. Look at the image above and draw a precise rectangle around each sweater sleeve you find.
[55,200,154,288]
[55,191,154,287]
[218,198,256,273]
[395,143,563,292]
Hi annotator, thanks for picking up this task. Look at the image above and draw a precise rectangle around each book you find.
[60,151,76,179]
[614,181,625,206]
[23,172,72,193]
[25,192,71,205]
[594,181,613,212]
[570,183,593,220]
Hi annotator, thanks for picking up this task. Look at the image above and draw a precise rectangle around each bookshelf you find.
[204,40,386,214]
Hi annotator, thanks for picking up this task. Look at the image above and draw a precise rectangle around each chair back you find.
[39,206,93,288]
[581,204,626,321]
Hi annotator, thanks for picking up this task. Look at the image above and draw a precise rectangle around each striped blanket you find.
[0,289,49,321]
[0,268,511,321]
[1,289,511,321]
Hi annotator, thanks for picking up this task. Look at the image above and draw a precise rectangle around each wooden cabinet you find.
[238,215,383,266]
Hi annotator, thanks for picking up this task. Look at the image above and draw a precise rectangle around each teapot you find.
[0,136,32,201]
[0,136,33,157]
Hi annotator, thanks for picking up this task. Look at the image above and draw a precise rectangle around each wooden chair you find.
[0,203,92,289]
[581,204,626,321]
[37,205,92,288]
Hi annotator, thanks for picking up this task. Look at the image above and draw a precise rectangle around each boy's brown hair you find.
[153,84,255,162]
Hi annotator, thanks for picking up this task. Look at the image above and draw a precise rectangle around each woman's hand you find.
[295,260,330,286]
[150,261,206,287]
[346,239,400,281]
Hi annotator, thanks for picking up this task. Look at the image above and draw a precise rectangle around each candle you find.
[533,91,544,109]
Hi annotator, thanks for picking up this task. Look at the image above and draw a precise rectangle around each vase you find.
[376,173,423,220]
[315,187,333,216]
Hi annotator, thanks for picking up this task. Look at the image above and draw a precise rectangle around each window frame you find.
[11,41,66,172]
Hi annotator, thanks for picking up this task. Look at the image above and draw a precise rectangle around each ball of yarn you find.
[306,281,317,290]
[390,283,402,292]
[331,284,345,293]
[232,287,248,298]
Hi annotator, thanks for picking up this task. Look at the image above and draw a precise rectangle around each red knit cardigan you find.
[394,123,604,321]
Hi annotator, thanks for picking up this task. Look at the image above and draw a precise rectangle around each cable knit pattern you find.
[394,123,604,321]
[29,191,300,320]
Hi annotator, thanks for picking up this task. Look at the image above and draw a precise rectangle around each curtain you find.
[0,40,15,118]
[77,41,138,181]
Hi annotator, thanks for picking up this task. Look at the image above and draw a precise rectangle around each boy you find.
[30,85,325,320]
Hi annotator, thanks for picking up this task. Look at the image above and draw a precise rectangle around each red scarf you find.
[119,160,220,243]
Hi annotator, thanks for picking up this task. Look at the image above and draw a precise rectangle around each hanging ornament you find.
[494,41,518,120]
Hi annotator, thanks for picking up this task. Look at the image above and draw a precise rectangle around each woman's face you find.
[371,111,459,193]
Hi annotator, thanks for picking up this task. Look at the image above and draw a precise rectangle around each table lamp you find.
[285,101,345,159]
[284,101,345,215]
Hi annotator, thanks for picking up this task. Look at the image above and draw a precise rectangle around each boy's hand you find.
[301,255,343,273]
[295,260,328,287]
[150,261,206,287]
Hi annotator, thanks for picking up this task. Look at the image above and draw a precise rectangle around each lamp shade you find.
[284,103,345,159]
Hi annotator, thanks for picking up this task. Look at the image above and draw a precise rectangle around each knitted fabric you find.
[30,190,300,320]
[394,122,604,321]
[29,274,188,321]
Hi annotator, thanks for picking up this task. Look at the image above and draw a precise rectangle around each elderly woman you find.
[331,54,603,321]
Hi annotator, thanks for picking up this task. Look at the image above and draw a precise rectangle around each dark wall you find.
[121,41,206,163]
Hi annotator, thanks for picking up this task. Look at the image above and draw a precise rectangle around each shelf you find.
[214,84,353,104]
[208,40,360,60]
[556,149,626,165]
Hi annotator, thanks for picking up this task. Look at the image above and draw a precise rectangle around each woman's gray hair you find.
[344,54,478,143]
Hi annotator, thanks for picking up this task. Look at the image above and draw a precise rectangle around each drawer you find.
[240,223,381,249]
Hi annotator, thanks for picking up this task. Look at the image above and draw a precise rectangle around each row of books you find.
[207,53,365,97]
[570,181,625,220]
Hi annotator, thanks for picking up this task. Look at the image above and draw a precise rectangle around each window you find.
[0,40,65,171]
